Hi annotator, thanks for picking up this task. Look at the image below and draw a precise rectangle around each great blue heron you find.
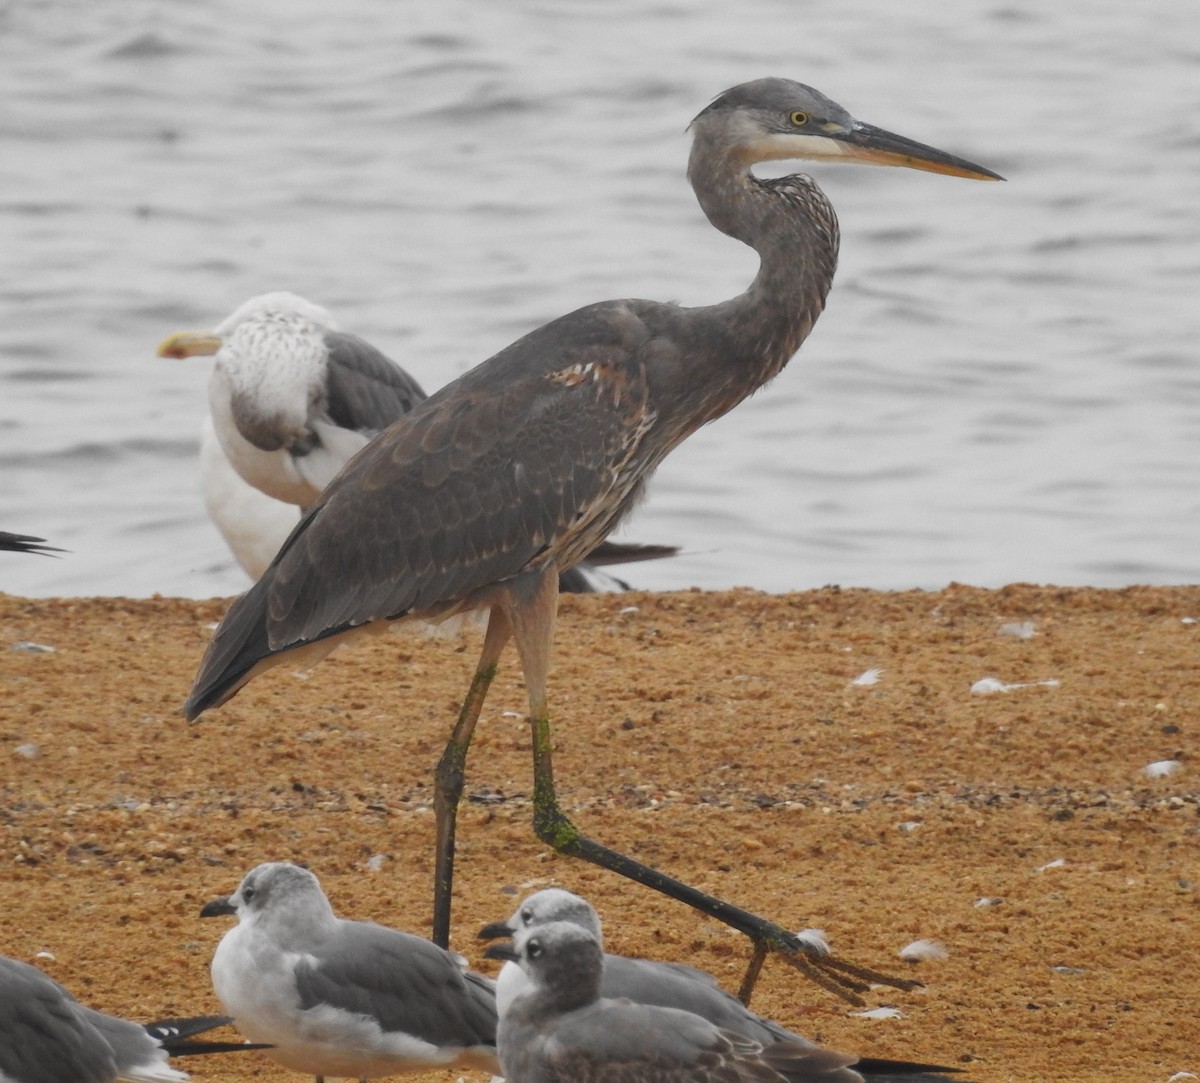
[157,292,675,588]
[184,78,1000,1002]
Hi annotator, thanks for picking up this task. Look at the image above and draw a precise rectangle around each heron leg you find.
[432,607,512,948]
[506,570,919,1006]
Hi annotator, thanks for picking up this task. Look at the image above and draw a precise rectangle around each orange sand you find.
[1,584,1197,1082]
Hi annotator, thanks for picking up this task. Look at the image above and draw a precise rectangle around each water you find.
[2,0,1197,599]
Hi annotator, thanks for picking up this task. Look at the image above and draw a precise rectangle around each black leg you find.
[431,608,511,949]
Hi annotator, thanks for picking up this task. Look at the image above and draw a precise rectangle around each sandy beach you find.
[1,583,1197,1082]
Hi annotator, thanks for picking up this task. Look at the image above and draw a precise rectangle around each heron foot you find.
[737,917,923,1006]
[531,798,920,1006]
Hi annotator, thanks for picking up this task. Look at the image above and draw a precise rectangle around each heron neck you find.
[687,141,839,387]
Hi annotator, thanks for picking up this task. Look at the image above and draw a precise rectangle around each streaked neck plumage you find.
[682,125,840,420]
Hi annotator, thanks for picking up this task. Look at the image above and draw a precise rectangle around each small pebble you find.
[971,677,1007,694]
[852,1006,904,1020]
[1143,759,1182,779]
[899,939,948,962]
[10,641,55,654]
[972,676,1060,695]
[850,667,883,687]
[15,743,41,759]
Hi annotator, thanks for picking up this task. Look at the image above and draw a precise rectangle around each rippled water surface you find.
[2,0,1197,598]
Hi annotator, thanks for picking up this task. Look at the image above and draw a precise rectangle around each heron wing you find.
[186,300,659,712]
[320,331,428,435]
[272,301,654,641]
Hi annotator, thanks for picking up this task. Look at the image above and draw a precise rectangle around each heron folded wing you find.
[265,300,656,644]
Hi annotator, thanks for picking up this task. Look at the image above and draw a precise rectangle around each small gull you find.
[0,953,261,1083]
[199,861,497,1082]
[488,921,863,1083]
[157,291,675,588]
[480,889,966,1081]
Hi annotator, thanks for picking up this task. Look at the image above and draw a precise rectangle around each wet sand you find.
[1,583,1197,1082]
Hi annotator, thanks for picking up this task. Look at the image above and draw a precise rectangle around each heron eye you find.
[789,110,810,127]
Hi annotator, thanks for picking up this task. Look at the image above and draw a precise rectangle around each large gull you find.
[199,861,497,1082]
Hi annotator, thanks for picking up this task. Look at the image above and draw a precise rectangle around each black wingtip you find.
[161,1038,275,1057]
[0,531,66,557]
[143,1015,229,1044]
[145,1015,272,1057]
[855,1056,971,1081]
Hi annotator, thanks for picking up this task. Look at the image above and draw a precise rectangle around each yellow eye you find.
[789,110,810,127]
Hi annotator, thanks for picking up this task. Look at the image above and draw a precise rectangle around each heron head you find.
[691,77,1002,181]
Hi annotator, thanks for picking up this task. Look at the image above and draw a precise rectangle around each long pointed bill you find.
[156,330,223,359]
[837,121,1003,180]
